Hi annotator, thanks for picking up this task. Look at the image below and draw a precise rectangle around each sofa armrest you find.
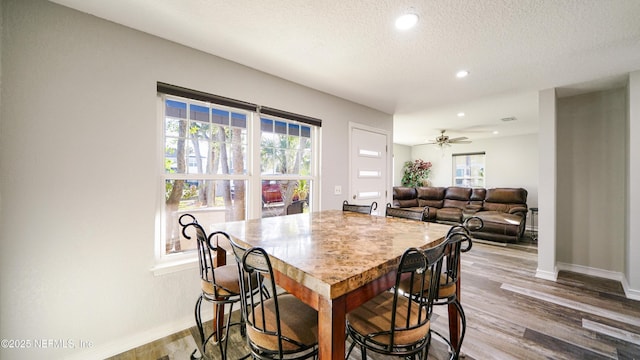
[509,206,528,217]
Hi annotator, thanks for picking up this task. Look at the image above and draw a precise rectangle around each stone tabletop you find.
[214,209,451,300]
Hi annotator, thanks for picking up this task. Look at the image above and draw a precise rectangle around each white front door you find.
[349,124,389,215]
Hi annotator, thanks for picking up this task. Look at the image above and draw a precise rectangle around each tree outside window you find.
[260,118,312,217]
[159,93,319,257]
[163,98,248,255]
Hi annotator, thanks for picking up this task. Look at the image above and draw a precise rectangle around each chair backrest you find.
[437,226,474,302]
[178,213,230,297]
[237,246,317,359]
[286,200,305,215]
[385,203,427,221]
[382,244,446,351]
[342,200,378,214]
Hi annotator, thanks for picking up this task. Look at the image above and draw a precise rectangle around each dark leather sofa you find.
[392,186,528,243]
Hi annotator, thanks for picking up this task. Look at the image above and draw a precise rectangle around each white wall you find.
[410,134,539,220]
[537,88,558,280]
[556,88,627,273]
[0,1,392,358]
[627,71,640,298]
[392,143,411,186]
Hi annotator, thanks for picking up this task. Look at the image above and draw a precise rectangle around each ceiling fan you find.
[426,130,472,147]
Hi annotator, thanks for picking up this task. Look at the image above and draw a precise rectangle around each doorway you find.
[349,123,390,215]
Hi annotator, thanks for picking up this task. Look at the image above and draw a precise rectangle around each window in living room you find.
[157,83,320,259]
[452,152,485,187]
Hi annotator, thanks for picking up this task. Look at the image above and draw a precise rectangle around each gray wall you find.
[0,0,392,358]
[537,80,640,299]
[556,88,627,273]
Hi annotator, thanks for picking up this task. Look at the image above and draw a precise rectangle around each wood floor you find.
[108,238,640,360]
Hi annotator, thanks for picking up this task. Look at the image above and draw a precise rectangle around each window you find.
[157,83,320,261]
[163,97,250,255]
[260,116,313,218]
[452,152,485,187]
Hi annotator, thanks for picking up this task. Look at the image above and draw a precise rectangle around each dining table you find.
[214,209,456,360]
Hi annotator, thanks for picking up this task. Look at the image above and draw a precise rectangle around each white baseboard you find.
[535,267,558,281]
[557,262,640,300]
[64,310,214,360]
[621,276,640,301]
[557,262,623,282]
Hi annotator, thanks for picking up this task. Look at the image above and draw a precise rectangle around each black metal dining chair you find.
[286,200,305,215]
[398,216,482,360]
[385,202,428,221]
[232,244,319,360]
[346,242,447,360]
[179,213,245,360]
[342,200,378,214]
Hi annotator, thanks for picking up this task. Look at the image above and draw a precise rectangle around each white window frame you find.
[152,92,321,274]
[452,152,485,188]
[257,114,316,217]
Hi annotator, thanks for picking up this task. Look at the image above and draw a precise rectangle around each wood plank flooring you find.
[108,239,640,360]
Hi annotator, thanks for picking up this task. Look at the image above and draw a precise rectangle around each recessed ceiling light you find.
[493,130,499,135]
[456,70,469,78]
[395,13,419,30]
[457,112,465,117]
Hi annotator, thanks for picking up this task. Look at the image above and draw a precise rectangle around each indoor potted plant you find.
[401,159,432,187]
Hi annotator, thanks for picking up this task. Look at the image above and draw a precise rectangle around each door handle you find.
[353,195,356,200]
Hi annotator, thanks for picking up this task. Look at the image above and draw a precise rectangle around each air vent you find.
[501,116,517,122]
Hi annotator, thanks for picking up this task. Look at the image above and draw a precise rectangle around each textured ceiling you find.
[50,0,640,145]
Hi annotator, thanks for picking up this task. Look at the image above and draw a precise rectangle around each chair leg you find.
[220,302,238,360]
[452,300,466,360]
[424,334,431,360]
[345,339,357,359]
[192,295,204,360]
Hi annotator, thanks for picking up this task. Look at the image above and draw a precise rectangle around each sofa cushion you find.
[404,206,438,221]
[444,187,472,201]
[416,186,445,208]
[483,188,528,214]
[436,208,463,223]
[485,188,527,204]
[469,188,486,207]
[442,199,469,210]
[397,199,419,207]
[482,202,525,214]
[393,187,419,207]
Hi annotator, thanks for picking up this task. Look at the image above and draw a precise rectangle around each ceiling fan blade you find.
[447,136,468,142]
[450,140,472,144]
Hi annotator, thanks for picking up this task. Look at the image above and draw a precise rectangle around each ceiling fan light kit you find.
[426,130,472,147]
